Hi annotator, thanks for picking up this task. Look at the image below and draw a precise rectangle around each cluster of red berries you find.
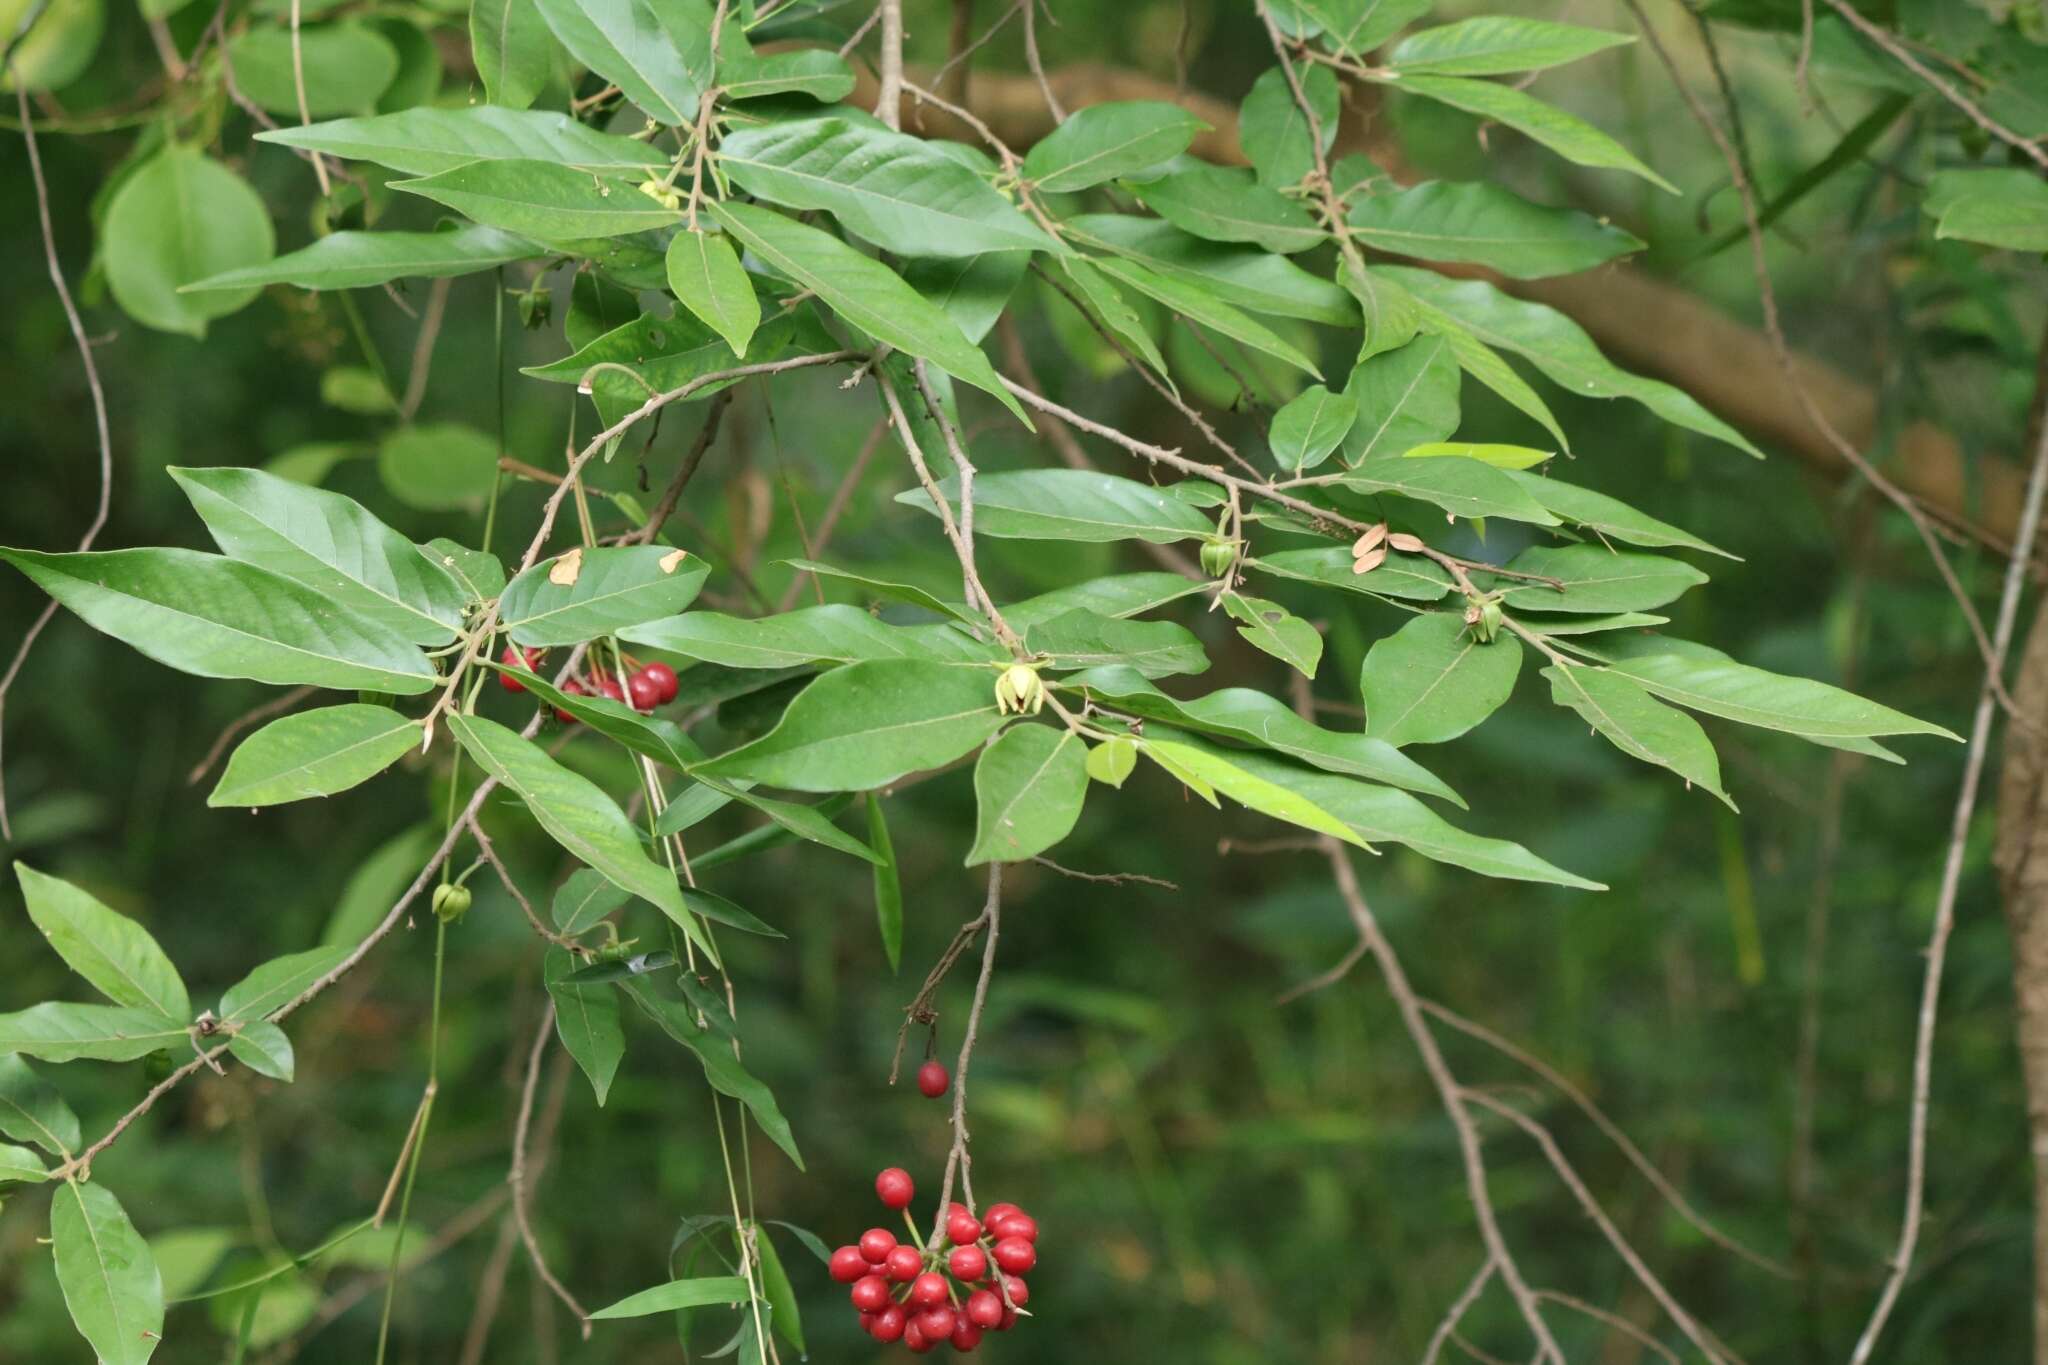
[831,1168,1039,1353]
[497,645,678,720]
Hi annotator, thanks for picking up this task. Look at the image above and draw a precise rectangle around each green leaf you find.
[772,558,982,629]
[1394,75,1677,193]
[450,715,709,958]
[590,1275,751,1319]
[1270,385,1357,472]
[699,659,1006,792]
[897,469,1217,544]
[256,107,666,176]
[1389,17,1632,75]
[0,548,437,694]
[1066,214,1354,325]
[1056,256,1172,381]
[1342,334,1460,463]
[718,116,1057,258]
[706,201,1029,423]
[666,230,761,358]
[472,0,556,108]
[1086,735,1138,787]
[0,1056,81,1155]
[1140,730,1368,847]
[1220,591,1322,678]
[16,864,188,1019]
[394,159,678,239]
[220,947,348,1024]
[228,1021,296,1082]
[1505,471,1734,558]
[0,0,103,91]
[682,887,785,937]
[551,868,629,935]
[1024,609,1209,678]
[622,605,999,669]
[1926,168,2048,252]
[1292,0,1432,56]
[903,251,1030,345]
[1002,572,1208,629]
[621,981,801,1164]
[718,45,855,101]
[1125,165,1326,254]
[523,309,793,414]
[546,948,624,1104]
[170,465,468,644]
[500,545,710,646]
[103,148,274,338]
[1345,180,1642,277]
[1068,666,1460,804]
[1543,665,1731,806]
[1406,441,1552,469]
[377,423,501,512]
[1337,256,1422,358]
[866,794,904,972]
[531,0,708,124]
[224,24,400,117]
[1087,255,1323,378]
[0,1004,188,1062]
[1339,454,1559,525]
[1407,298,1567,451]
[1252,546,1452,602]
[426,539,507,601]
[754,1221,805,1352]
[209,704,422,808]
[0,1142,47,1183]
[1240,64,1338,188]
[1361,612,1521,745]
[184,225,544,293]
[1491,545,1707,614]
[52,1181,165,1365]
[968,726,1087,865]
[1385,268,1763,457]
[1023,101,1208,192]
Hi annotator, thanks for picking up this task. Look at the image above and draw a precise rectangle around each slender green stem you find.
[483,269,507,556]
[372,915,448,1365]
[336,291,401,414]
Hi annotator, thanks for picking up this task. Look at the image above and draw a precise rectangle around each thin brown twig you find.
[927,864,1003,1238]
[1020,0,1063,120]
[1420,1257,1496,1365]
[875,0,905,130]
[1028,855,1177,889]
[774,416,889,611]
[511,1003,592,1336]
[622,390,734,546]
[1533,1290,1681,1365]
[466,814,584,950]
[187,686,318,786]
[398,276,453,423]
[456,1215,520,1365]
[890,905,992,1085]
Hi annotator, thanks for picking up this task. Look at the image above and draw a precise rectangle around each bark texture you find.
[1998,598,2048,1365]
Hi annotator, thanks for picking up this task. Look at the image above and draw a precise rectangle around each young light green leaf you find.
[1343,333,1460,463]
[223,24,399,117]
[1925,168,2048,252]
[0,548,438,694]
[500,544,710,646]
[590,1275,751,1319]
[898,469,1216,544]
[256,107,667,175]
[1270,385,1358,472]
[1086,735,1138,788]
[0,1056,82,1155]
[228,1020,296,1082]
[621,980,801,1164]
[1023,100,1208,192]
[0,1143,47,1183]
[52,1180,165,1365]
[1362,612,1522,745]
[1492,545,1707,614]
[1024,609,1209,679]
[209,704,422,808]
[472,0,556,108]
[1220,591,1323,678]
[220,947,349,1024]
[1087,255,1322,377]
[867,794,904,972]
[0,1003,188,1062]
[1394,75,1677,193]
[1251,546,1453,602]
[1240,64,1338,189]
[1506,471,1734,558]
[1543,665,1731,807]
[16,863,188,1020]
[1389,17,1632,75]
[393,159,678,239]
[1346,181,1642,277]
[699,659,1007,792]
[531,0,708,124]
[707,201,1029,423]
[546,948,624,1104]
[666,230,760,358]
[1066,214,1354,325]
[183,225,544,293]
[903,250,1030,344]
[1125,165,1326,254]
[1405,441,1552,469]
[104,148,274,338]
[718,116,1057,258]
[969,725,1088,865]
[170,466,468,644]
[1339,454,1559,525]
[1140,730,1368,848]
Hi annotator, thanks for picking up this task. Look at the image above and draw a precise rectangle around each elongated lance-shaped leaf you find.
[622,979,802,1165]
[0,1003,189,1063]
[1544,665,1733,808]
[52,1181,165,1365]
[255,106,668,175]
[531,0,709,124]
[1125,165,1326,254]
[1064,214,1355,325]
[209,704,423,807]
[1388,17,1633,76]
[1024,101,1209,192]
[184,225,546,293]
[546,948,624,1104]
[867,794,904,972]
[393,159,679,239]
[1339,454,1560,525]
[220,946,349,1024]
[1091,254,1323,378]
[472,0,556,109]
[665,230,760,358]
[15,863,189,1019]
[1393,74,1677,193]
[898,469,1218,544]
[622,604,1002,670]
[500,544,709,646]
[1345,181,1643,278]
[590,1275,751,1319]
[1489,545,1708,615]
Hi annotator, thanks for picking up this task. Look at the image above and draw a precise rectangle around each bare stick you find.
[876,0,905,129]
[511,1004,591,1335]
[1020,0,1063,119]
[398,276,453,422]
[621,389,734,546]
[467,813,584,951]
[775,416,889,611]
[1533,1290,1681,1365]
[455,1215,520,1365]
[928,864,1003,1235]
[1027,856,1177,889]
[187,686,318,786]
[890,906,992,1084]
[1420,1256,1496,1365]
[288,0,332,194]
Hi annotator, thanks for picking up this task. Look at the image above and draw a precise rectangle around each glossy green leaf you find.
[1126,165,1325,254]
[220,947,348,1024]
[1088,255,1322,377]
[1339,454,1559,525]
[699,659,1006,792]
[969,725,1087,865]
[707,201,1028,422]
[0,1004,188,1062]
[52,1181,165,1365]
[1024,609,1209,678]
[719,116,1057,258]
[1066,214,1354,325]
[546,948,624,1104]
[1544,665,1731,807]
[531,0,709,124]
[228,1021,295,1081]
[0,548,437,694]
[394,159,678,239]
[170,466,467,644]
[903,250,1030,344]
[590,1275,751,1319]
[0,0,104,91]
[1345,180,1642,277]
[257,107,666,175]
[500,545,710,646]
[867,795,904,971]
[0,1056,81,1155]
[1361,612,1521,745]
[472,0,556,108]
[1023,100,1208,192]
[184,225,544,293]
[623,605,999,670]
[1342,333,1460,463]
[1389,17,1632,75]
[898,469,1217,544]
[1056,256,1172,381]
[377,423,501,512]
[1240,64,1338,188]
[1002,572,1208,629]
[666,230,760,358]
[103,148,275,338]
[1251,546,1453,602]
[1406,441,1552,469]
[551,868,629,935]
[621,981,801,1164]
[1395,74,1677,193]
[1220,591,1322,678]
[209,704,422,807]
[1492,545,1707,614]
[1926,168,2048,252]
[224,24,400,117]
[1140,730,1368,847]
[16,864,186,1019]
[1506,471,1734,558]
[718,45,855,101]
[1270,385,1358,472]
[0,1142,47,1183]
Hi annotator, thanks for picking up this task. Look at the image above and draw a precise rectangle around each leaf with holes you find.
[500,545,710,646]
[1221,592,1323,678]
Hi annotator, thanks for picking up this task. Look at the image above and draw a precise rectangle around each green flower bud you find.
[432,882,472,924]
[1199,539,1239,578]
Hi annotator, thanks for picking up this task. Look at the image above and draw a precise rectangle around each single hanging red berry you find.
[909,1272,949,1308]
[999,1276,1029,1308]
[916,1060,950,1098]
[594,675,627,704]
[982,1202,1020,1227]
[993,1237,1035,1275]
[903,1319,933,1354]
[951,1320,983,1352]
[497,645,543,691]
[990,1211,1038,1244]
[918,1305,957,1341]
[849,1275,890,1313]
[870,1304,906,1343]
[626,668,662,712]
[553,678,589,723]
[828,1245,868,1283]
[964,1288,1004,1329]
[884,1244,922,1283]
[948,1244,987,1282]
[947,1211,982,1245]
[640,660,679,703]
[858,1227,897,1263]
[875,1167,915,1209]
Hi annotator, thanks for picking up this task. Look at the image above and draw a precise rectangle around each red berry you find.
[850,1275,890,1313]
[910,1271,949,1308]
[640,661,679,703]
[858,1228,897,1263]
[498,645,543,691]
[982,1202,1020,1227]
[998,1306,1019,1331]
[870,1304,907,1343]
[993,1237,1035,1275]
[553,677,588,723]
[999,1276,1029,1308]
[965,1288,1004,1329]
[951,1320,983,1352]
[903,1319,934,1354]
[829,1246,868,1283]
[990,1212,1038,1244]
[875,1167,915,1209]
[594,675,626,704]
[918,1306,957,1341]
[625,669,662,712]
[917,1060,950,1098]
[884,1245,922,1283]
[948,1245,987,1282]
[947,1213,982,1246]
